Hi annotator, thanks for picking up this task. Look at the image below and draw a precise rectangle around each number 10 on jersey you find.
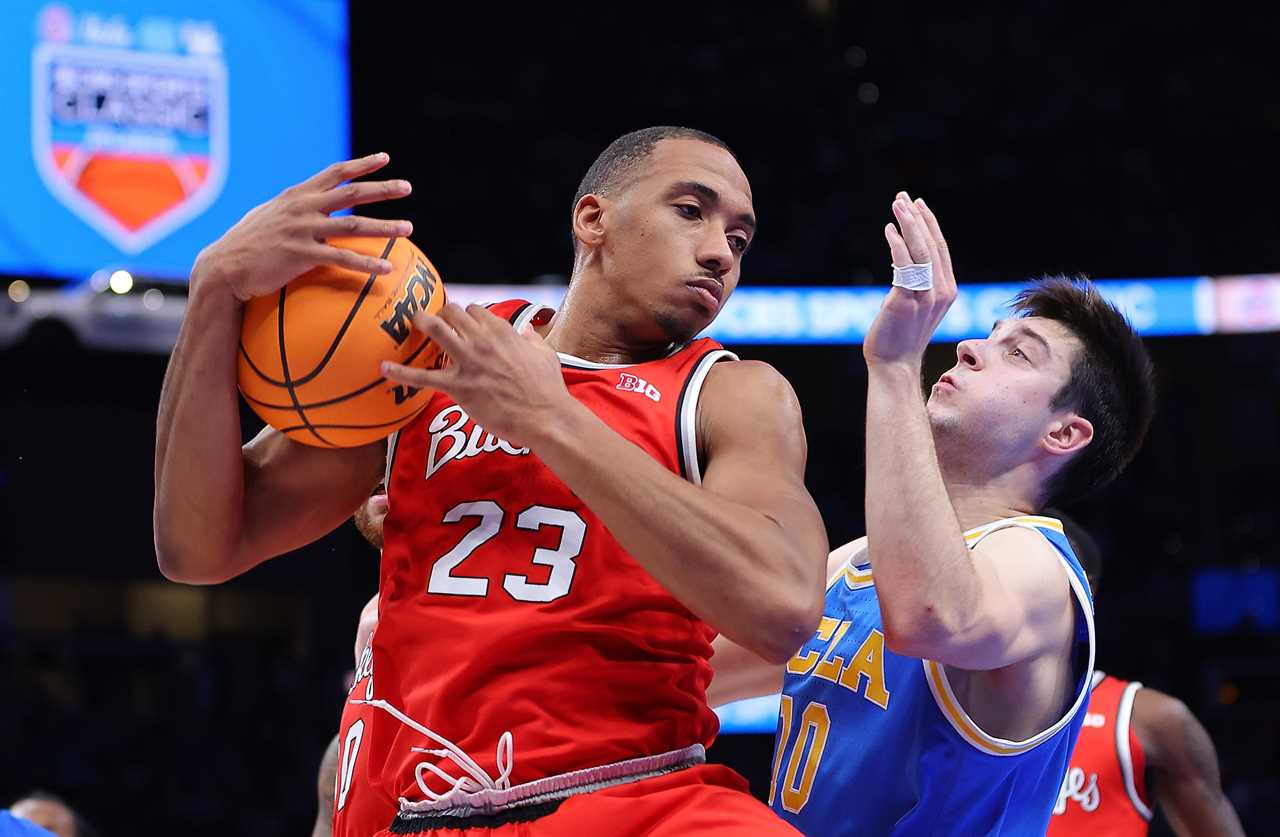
[428,501,586,603]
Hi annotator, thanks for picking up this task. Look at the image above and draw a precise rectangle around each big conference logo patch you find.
[30,6,228,254]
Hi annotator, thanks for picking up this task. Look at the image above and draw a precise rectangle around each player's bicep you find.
[940,528,1075,670]
[240,427,385,562]
[697,361,828,561]
[1141,690,1246,836]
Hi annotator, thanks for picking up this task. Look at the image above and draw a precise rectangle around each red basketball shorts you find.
[365,764,799,837]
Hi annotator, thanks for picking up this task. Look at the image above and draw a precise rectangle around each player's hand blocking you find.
[381,303,572,449]
[192,152,414,302]
[863,192,957,368]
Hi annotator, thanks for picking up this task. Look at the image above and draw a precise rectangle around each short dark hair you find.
[570,126,735,249]
[1010,276,1155,504]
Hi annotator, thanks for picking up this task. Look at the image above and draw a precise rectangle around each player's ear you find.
[1043,414,1093,458]
[572,194,606,251]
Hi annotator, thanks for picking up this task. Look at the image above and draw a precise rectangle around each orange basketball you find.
[238,236,447,447]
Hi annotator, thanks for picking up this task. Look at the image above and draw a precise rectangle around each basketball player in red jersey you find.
[314,491,386,837]
[1048,514,1244,836]
[154,127,828,835]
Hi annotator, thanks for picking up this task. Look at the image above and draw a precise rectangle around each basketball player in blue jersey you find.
[711,193,1156,835]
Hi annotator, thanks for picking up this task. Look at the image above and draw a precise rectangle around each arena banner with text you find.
[0,1,348,281]
[444,278,1220,344]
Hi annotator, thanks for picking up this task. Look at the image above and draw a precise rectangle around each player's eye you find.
[729,235,749,254]
[675,204,702,219]
[1009,346,1028,361]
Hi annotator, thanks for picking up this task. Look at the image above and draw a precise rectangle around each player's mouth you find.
[934,374,959,392]
[686,278,723,312]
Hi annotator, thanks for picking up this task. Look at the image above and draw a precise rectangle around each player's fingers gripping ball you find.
[238,236,447,447]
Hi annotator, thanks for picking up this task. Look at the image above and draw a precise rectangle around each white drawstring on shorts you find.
[351,697,514,809]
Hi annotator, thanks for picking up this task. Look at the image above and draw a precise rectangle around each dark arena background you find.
[2,2,1279,835]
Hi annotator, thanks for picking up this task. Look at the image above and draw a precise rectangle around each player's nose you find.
[956,338,982,370]
[695,225,734,278]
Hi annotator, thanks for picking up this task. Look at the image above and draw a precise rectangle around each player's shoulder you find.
[1131,685,1218,773]
[970,525,1074,614]
[702,358,800,410]
[971,524,1065,570]
[696,358,806,461]
[1132,685,1193,736]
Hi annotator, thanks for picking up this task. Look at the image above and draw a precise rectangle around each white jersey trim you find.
[1116,679,1153,820]
[384,429,400,488]
[922,517,1096,757]
[678,349,738,485]
[511,303,553,333]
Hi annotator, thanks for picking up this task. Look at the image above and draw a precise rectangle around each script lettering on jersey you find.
[786,617,891,710]
[348,636,375,702]
[1054,766,1100,815]
[379,260,439,345]
[425,404,530,480]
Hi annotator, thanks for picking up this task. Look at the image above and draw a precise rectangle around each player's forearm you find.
[708,636,785,706]
[864,363,981,654]
[533,400,822,664]
[153,261,251,583]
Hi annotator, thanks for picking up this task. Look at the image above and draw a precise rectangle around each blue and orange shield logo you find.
[31,40,228,254]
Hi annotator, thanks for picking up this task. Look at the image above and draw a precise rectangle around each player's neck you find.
[544,283,680,365]
[943,471,1039,532]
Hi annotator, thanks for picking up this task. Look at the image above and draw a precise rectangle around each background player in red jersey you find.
[155,128,828,835]
[1047,514,1244,836]
[313,490,386,837]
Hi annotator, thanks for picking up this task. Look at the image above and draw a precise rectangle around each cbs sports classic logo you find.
[31,3,228,253]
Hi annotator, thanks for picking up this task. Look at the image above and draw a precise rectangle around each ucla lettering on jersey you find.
[770,516,1095,836]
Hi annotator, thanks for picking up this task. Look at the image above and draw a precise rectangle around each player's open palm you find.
[191,152,414,303]
[863,192,957,368]
[382,303,571,449]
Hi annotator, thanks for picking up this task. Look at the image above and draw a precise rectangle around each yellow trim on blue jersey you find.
[922,517,1095,758]
[963,515,1065,543]
[843,563,875,590]
[923,660,1042,756]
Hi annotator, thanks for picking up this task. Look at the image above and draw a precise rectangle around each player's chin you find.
[925,398,959,427]
[655,306,711,345]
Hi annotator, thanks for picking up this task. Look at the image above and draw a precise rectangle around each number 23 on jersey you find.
[427,500,587,603]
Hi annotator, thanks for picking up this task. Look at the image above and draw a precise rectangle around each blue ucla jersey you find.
[770,516,1095,836]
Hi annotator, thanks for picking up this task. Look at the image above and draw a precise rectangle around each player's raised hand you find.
[863,192,957,368]
[381,303,572,449]
[191,152,414,303]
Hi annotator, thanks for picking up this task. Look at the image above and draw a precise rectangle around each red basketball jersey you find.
[334,301,737,827]
[1048,672,1152,836]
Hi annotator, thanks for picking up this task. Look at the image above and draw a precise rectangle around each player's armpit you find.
[237,430,386,575]
[1137,689,1246,837]
[889,526,1075,671]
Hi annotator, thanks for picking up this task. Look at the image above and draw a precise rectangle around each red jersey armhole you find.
[1128,722,1149,808]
